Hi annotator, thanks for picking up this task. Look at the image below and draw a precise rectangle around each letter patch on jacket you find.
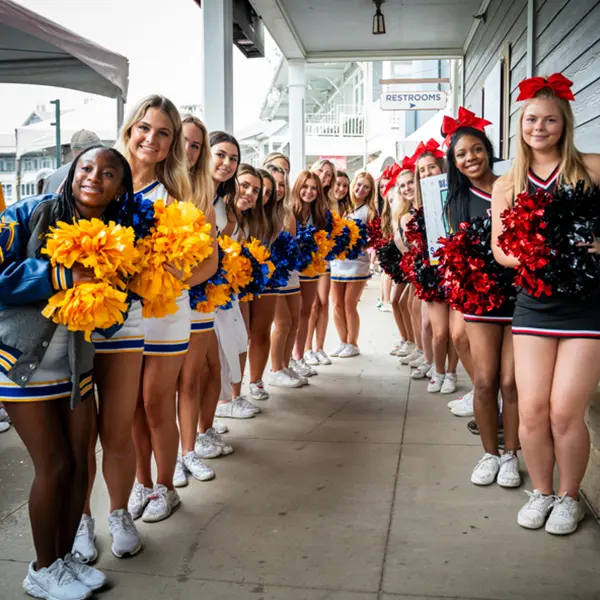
[0,219,17,258]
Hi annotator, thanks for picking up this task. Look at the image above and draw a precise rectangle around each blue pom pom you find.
[266,231,302,289]
[327,225,351,260]
[115,192,156,240]
[345,219,368,260]
[238,244,272,300]
[189,247,231,310]
[296,224,319,272]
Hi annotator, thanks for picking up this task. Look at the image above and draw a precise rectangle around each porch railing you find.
[305,105,364,137]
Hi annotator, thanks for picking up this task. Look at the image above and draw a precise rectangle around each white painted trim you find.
[527,0,535,77]
[305,48,464,63]
[463,0,492,55]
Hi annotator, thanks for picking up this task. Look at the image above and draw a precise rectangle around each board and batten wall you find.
[465,0,600,516]
[464,0,600,159]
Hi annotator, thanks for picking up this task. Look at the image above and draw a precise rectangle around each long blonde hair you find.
[413,153,446,209]
[392,169,415,232]
[310,158,338,210]
[182,114,212,213]
[510,86,591,195]
[263,151,290,173]
[350,170,378,222]
[116,94,191,202]
[265,163,290,232]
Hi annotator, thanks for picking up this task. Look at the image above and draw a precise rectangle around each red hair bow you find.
[441,107,492,146]
[413,138,445,161]
[517,73,575,102]
[400,155,415,173]
[381,162,401,197]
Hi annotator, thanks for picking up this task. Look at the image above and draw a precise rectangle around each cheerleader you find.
[264,151,291,173]
[207,134,258,422]
[382,166,415,357]
[173,115,221,488]
[492,74,600,534]
[412,142,459,391]
[247,168,282,400]
[124,95,216,524]
[443,113,519,488]
[291,170,329,375]
[330,171,378,357]
[304,159,337,367]
[264,162,307,388]
[0,147,129,598]
[397,156,435,376]
[376,174,393,311]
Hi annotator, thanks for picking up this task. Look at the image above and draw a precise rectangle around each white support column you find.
[202,0,234,133]
[288,59,306,181]
[526,0,535,77]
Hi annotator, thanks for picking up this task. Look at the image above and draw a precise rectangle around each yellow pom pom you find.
[219,236,253,294]
[42,218,139,280]
[131,200,215,315]
[245,238,275,278]
[194,282,232,314]
[338,218,360,260]
[301,229,334,277]
[330,211,345,239]
[42,282,128,341]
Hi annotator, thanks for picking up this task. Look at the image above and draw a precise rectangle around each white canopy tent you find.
[0,0,128,100]
[0,0,129,158]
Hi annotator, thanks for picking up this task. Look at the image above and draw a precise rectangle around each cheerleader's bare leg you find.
[391,283,410,341]
[198,335,221,432]
[249,295,278,384]
[178,333,211,454]
[421,301,434,364]
[345,281,367,346]
[231,300,250,398]
[549,338,600,498]
[427,301,452,374]
[514,336,557,495]
[293,281,319,360]
[313,273,331,352]
[305,293,320,353]
[331,281,348,344]
[410,287,423,350]
[399,283,415,342]
[449,309,474,382]
[499,326,518,452]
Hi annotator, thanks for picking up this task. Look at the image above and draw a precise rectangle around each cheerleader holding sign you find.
[492,74,600,535]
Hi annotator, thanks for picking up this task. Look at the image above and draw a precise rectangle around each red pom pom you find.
[367,216,388,250]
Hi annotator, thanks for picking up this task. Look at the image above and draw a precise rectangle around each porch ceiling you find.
[249,0,486,61]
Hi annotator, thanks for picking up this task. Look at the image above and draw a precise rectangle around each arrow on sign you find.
[409,103,416,108]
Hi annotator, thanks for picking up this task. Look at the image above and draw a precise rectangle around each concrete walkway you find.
[1,279,600,600]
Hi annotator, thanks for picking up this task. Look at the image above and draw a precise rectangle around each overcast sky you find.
[0,0,277,131]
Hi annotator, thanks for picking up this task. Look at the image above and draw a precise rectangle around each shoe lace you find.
[475,454,498,472]
[549,493,573,518]
[185,452,204,467]
[75,517,91,539]
[524,489,554,511]
[111,512,136,535]
[148,486,167,505]
[48,559,76,585]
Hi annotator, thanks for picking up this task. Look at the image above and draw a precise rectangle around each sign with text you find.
[380,90,447,111]
[420,173,449,265]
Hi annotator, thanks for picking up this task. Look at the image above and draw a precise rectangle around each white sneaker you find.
[339,344,360,358]
[285,367,308,386]
[71,515,97,564]
[440,373,457,394]
[409,353,426,368]
[266,369,302,388]
[426,365,435,378]
[233,395,261,414]
[23,559,91,600]
[471,453,501,486]
[127,482,153,520]
[108,509,142,558]
[450,391,474,417]
[0,421,10,433]
[194,432,224,458]
[290,358,317,377]
[427,373,445,393]
[304,349,320,366]
[329,343,346,358]
[213,420,229,434]
[497,451,521,488]
[447,389,472,409]
[249,380,269,401]
[64,553,106,592]
[401,349,422,365]
[0,406,9,421]
[182,451,216,481]
[545,494,585,535]
[205,427,233,456]
[173,455,188,488]
[517,490,556,529]
[142,484,181,523]
[214,400,256,419]
[410,362,433,380]
[315,349,332,365]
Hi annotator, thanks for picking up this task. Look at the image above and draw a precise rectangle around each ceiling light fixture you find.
[372,0,386,35]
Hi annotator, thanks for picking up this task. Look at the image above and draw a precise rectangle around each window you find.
[482,43,510,159]
[2,184,11,201]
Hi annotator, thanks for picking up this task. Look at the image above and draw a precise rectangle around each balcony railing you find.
[305,105,364,137]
